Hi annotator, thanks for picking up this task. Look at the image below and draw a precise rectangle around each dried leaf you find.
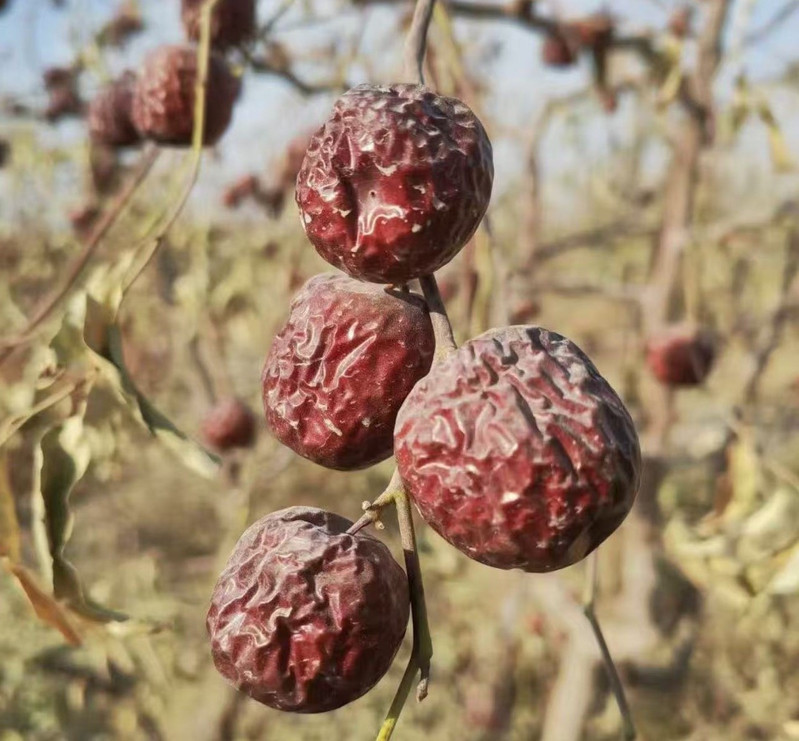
[0,378,82,449]
[3,561,83,646]
[738,487,799,562]
[724,432,763,523]
[82,296,220,479]
[766,545,799,595]
[36,417,127,623]
[0,452,21,562]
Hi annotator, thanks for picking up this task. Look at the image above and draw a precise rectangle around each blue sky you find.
[1,0,798,210]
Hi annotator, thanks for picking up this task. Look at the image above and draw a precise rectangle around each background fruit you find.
[201,397,256,452]
[87,72,140,148]
[395,326,641,572]
[541,32,577,68]
[131,44,240,146]
[262,274,435,470]
[206,506,409,713]
[646,325,716,387]
[181,0,256,50]
[296,84,493,284]
[42,65,83,122]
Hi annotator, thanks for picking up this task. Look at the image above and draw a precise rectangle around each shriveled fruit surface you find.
[395,326,641,572]
[296,84,493,284]
[201,397,256,452]
[131,45,240,146]
[181,0,256,49]
[206,506,409,713]
[87,72,140,148]
[262,274,435,470]
[646,325,716,387]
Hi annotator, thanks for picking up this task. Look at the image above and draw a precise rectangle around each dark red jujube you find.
[646,324,716,387]
[201,397,256,452]
[131,45,240,147]
[295,84,493,284]
[87,72,140,148]
[262,274,435,470]
[394,326,641,573]
[181,0,256,49]
[207,506,409,713]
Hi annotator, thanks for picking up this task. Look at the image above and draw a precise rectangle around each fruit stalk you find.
[192,0,222,151]
[403,0,437,84]
[375,486,433,741]
[419,274,457,358]
[347,470,404,535]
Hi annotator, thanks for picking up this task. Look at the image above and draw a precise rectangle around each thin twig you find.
[403,0,437,84]
[119,0,220,298]
[346,470,403,535]
[582,552,637,741]
[0,145,160,365]
[743,0,799,47]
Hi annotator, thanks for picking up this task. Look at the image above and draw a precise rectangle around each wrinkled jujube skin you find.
[296,84,494,284]
[395,326,641,573]
[646,325,716,387]
[262,274,435,470]
[207,506,409,713]
[132,45,240,147]
[181,0,256,49]
[88,72,140,148]
[201,397,256,452]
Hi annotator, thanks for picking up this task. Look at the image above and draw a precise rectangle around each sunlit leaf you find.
[766,545,799,595]
[724,432,763,523]
[3,562,83,646]
[36,417,128,623]
[0,452,21,562]
[738,486,799,562]
[754,96,793,172]
[82,297,220,479]
[0,378,83,449]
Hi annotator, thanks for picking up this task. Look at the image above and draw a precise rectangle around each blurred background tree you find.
[1,1,799,740]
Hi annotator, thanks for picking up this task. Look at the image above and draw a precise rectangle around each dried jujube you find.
[207,506,409,713]
[262,273,435,470]
[181,0,256,50]
[296,84,493,284]
[394,326,641,573]
[87,72,140,148]
[201,397,256,452]
[131,44,240,147]
[646,324,715,387]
